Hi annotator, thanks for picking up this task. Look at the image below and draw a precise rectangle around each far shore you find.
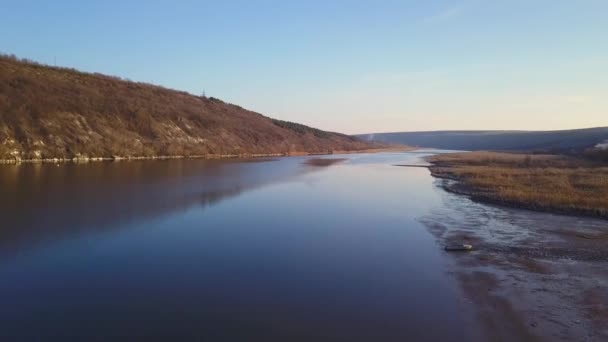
[0,146,414,165]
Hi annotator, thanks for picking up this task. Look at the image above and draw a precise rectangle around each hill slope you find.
[357,128,608,152]
[0,55,373,161]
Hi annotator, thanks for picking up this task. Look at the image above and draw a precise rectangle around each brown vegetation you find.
[427,151,608,218]
[0,54,376,161]
[584,147,608,163]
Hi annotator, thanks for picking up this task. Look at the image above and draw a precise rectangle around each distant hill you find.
[0,55,374,161]
[356,128,608,152]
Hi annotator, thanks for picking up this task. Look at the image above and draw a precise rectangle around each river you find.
[1,151,605,340]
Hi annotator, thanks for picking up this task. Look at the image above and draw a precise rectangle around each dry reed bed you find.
[427,152,608,218]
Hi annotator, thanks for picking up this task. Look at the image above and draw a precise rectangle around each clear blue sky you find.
[1,0,607,134]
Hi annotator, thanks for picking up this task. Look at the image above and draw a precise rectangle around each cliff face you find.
[0,55,373,161]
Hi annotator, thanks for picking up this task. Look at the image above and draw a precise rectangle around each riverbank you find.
[0,147,413,165]
[421,151,608,340]
[0,153,285,165]
[426,151,608,219]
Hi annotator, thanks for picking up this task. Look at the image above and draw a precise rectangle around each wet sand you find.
[422,177,608,341]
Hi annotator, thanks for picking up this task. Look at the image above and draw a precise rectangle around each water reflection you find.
[0,158,312,254]
[0,152,475,340]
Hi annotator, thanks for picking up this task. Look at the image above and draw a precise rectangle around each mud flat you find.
[421,181,608,341]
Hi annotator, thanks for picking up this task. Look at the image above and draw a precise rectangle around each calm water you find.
[0,152,474,340]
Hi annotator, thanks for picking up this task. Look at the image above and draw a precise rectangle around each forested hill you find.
[0,55,374,161]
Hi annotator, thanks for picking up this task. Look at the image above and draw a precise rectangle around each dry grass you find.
[428,152,608,218]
